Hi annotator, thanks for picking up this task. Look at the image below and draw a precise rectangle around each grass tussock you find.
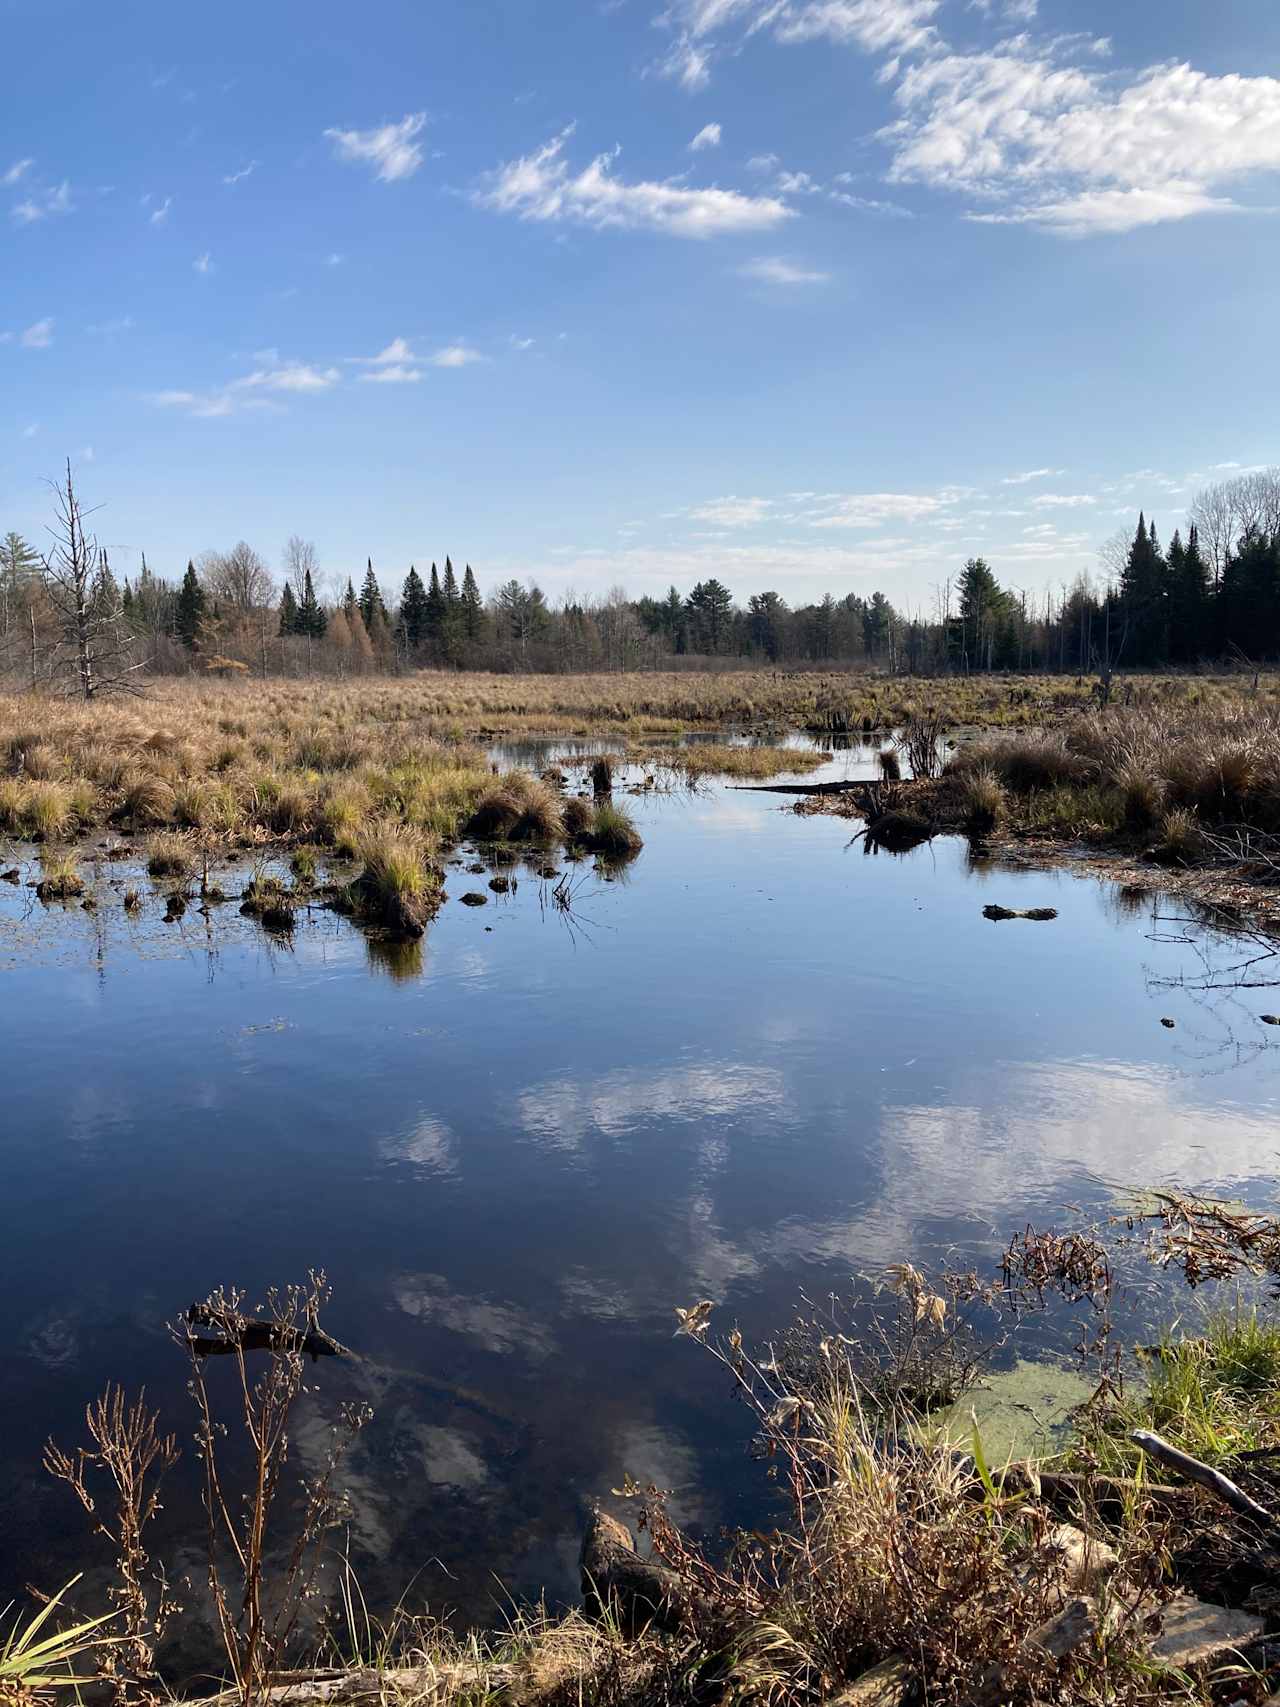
[585,801,643,857]
[467,772,564,842]
[36,850,84,900]
[347,824,441,936]
[954,766,1005,836]
[145,832,193,878]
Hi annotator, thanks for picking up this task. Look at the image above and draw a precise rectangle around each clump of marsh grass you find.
[36,850,84,900]
[1154,805,1205,864]
[586,801,642,857]
[346,824,441,936]
[240,871,297,932]
[1114,757,1165,830]
[591,754,614,798]
[145,832,193,879]
[561,795,596,840]
[953,732,1093,795]
[466,772,563,842]
[25,781,74,841]
[953,766,1005,837]
[118,770,175,827]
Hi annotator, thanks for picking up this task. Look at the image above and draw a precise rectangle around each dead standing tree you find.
[41,461,145,699]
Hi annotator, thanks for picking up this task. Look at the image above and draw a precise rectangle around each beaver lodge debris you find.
[459,891,487,906]
[983,903,1058,921]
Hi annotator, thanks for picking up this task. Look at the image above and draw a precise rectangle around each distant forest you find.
[3,466,1280,692]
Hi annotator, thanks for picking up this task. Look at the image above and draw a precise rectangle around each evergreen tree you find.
[0,530,42,586]
[461,565,483,640]
[278,583,300,636]
[424,563,446,646]
[1119,513,1170,664]
[343,577,358,619]
[443,557,459,608]
[359,559,387,630]
[299,569,326,638]
[90,551,121,620]
[747,591,787,660]
[176,560,207,648]
[398,565,429,649]
[1167,528,1210,664]
[685,578,733,653]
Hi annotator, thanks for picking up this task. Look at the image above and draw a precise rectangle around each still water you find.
[2,737,1278,1649]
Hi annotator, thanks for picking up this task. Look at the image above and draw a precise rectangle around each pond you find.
[2,734,1278,1659]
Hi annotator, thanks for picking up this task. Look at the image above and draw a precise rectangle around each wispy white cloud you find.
[1030,492,1097,508]
[689,122,722,151]
[12,179,72,224]
[477,125,792,238]
[739,255,830,283]
[152,358,341,418]
[510,334,535,350]
[429,343,484,367]
[690,495,773,526]
[885,45,1280,234]
[360,363,422,384]
[147,195,173,224]
[1002,467,1063,484]
[193,251,213,274]
[325,251,345,265]
[21,423,38,438]
[20,317,53,349]
[3,159,33,186]
[324,112,427,182]
[221,160,257,186]
[747,152,780,173]
[654,0,941,88]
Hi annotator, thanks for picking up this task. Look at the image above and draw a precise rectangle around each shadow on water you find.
[1,733,1279,1643]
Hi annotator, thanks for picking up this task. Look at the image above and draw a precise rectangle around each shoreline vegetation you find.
[4,669,1280,931]
[17,1198,1280,1705]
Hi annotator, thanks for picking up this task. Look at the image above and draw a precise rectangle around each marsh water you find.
[3,733,1279,1653]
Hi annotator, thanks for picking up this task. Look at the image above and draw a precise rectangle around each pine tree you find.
[424,563,446,646]
[299,569,326,638]
[176,560,207,648]
[359,559,386,630]
[278,583,300,636]
[1119,513,1170,664]
[90,551,121,620]
[443,557,459,607]
[343,577,358,619]
[461,565,483,641]
[398,565,429,649]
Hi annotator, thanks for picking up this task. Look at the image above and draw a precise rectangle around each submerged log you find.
[184,1304,347,1362]
[983,904,1058,922]
[580,1508,693,1634]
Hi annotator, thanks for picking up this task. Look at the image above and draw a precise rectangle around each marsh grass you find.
[36,850,84,900]
[1078,1306,1280,1474]
[639,743,826,781]
[347,824,441,936]
[145,832,193,879]
[586,801,643,857]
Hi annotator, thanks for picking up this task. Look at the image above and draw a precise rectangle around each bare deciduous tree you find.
[41,462,144,699]
[200,541,273,613]
[282,535,320,603]
[1189,467,1280,589]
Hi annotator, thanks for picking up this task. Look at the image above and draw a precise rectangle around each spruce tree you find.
[424,563,446,645]
[343,577,358,619]
[278,583,300,636]
[461,565,483,640]
[1119,513,1170,664]
[299,569,326,638]
[176,560,207,648]
[398,565,429,649]
[359,559,387,630]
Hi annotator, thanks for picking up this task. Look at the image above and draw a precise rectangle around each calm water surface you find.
[2,736,1278,1645]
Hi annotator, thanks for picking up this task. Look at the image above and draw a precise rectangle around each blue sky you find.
[3,0,1279,609]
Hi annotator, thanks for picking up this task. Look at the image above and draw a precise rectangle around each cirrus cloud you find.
[476,125,793,238]
[324,112,428,183]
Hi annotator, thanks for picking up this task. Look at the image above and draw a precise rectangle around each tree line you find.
[4,467,1280,696]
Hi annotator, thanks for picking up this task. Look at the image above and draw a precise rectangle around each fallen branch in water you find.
[184,1302,347,1361]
